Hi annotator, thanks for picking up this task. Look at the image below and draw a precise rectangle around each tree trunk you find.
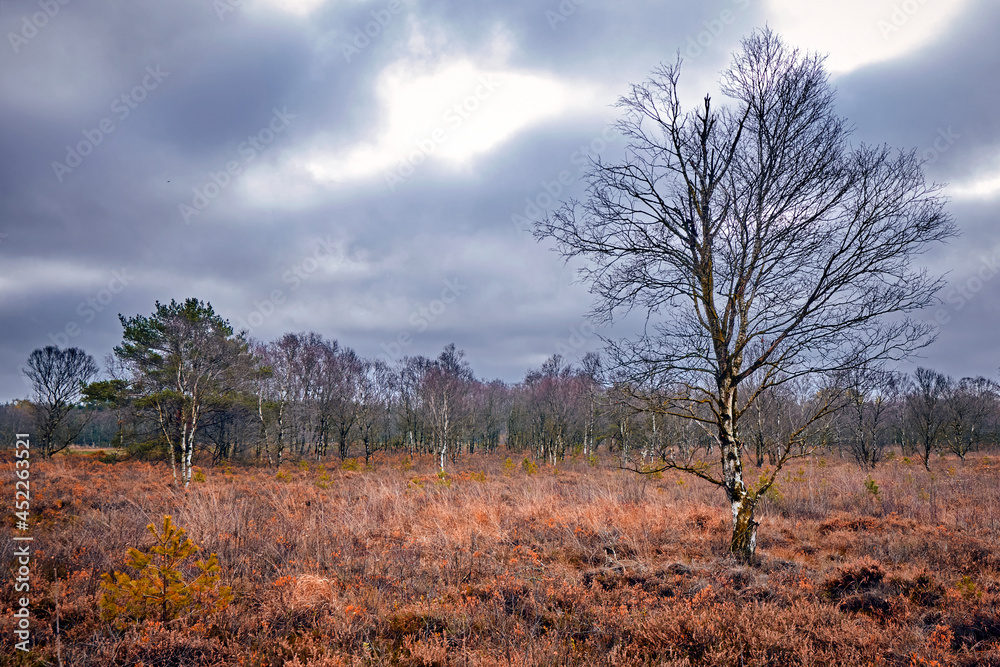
[180,420,190,488]
[718,384,757,561]
[185,435,194,486]
[730,494,759,560]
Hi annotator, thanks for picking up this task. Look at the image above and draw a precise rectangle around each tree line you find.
[3,298,998,483]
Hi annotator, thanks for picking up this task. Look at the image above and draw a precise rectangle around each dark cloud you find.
[1,0,997,400]
[835,0,1000,182]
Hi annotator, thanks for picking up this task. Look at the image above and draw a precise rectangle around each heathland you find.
[2,451,999,666]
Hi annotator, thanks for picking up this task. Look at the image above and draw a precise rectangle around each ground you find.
[2,450,999,666]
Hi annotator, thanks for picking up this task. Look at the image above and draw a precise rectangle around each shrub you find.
[822,558,885,600]
[98,450,120,464]
[955,575,983,601]
[99,515,232,627]
[888,570,945,606]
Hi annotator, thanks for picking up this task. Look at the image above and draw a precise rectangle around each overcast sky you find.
[1,0,998,400]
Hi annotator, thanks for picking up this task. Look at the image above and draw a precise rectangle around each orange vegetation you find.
[1,452,998,665]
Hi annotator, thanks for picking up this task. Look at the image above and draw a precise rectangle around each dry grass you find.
[2,451,999,666]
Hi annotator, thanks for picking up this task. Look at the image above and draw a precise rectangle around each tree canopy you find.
[115,298,255,486]
[535,28,956,560]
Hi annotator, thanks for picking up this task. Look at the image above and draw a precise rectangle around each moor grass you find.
[2,451,999,666]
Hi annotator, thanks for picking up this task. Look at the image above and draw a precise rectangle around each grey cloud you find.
[1,0,997,399]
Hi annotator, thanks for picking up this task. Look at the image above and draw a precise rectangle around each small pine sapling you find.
[100,515,232,627]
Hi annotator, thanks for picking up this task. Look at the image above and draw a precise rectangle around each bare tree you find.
[522,354,588,463]
[841,366,901,469]
[316,341,362,460]
[468,379,510,455]
[534,29,955,560]
[904,367,949,470]
[397,356,431,455]
[355,357,394,463]
[423,344,474,471]
[255,332,326,464]
[0,401,33,449]
[742,381,799,467]
[580,352,604,457]
[942,376,999,461]
[23,346,98,456]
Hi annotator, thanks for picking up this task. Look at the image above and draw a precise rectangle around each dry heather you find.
[2,452,999,666]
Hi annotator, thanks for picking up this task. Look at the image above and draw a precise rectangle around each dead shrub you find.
[822,557,885,599]
[887,570,945,607]
[949,611,1000,651]
[817,513,879,535]
[288,574,336,612]
[837,592,894,619]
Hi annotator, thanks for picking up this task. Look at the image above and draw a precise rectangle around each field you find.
[2,452,999,666]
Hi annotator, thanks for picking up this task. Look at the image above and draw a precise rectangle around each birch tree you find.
[904,367,949,470]
[534,28,955,560]
[942,376,999,461]
[115,299,255,487]
[423,344,473,471]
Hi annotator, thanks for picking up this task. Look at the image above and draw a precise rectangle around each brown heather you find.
[2,452,999,666]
